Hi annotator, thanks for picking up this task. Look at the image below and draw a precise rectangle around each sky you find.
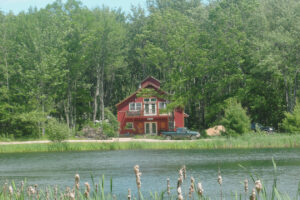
[0,0,147,14]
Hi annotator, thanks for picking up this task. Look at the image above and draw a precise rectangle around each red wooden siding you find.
[116,76,187,135]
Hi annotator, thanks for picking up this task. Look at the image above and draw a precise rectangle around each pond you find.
[1,148,300,199]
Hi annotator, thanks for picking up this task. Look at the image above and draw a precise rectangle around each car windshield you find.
[178,128,187,132]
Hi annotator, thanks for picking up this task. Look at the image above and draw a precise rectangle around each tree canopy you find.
[0,0,299,137]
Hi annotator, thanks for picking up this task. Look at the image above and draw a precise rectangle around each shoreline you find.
[1,134,300,153]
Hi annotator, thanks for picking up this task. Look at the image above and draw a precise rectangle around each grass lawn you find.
[0,133,300,153]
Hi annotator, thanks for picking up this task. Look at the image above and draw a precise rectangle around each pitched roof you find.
[115,83,166,107]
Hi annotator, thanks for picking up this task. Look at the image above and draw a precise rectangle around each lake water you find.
[1,148,300,199]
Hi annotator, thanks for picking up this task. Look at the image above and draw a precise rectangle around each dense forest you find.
[0,0,299,138]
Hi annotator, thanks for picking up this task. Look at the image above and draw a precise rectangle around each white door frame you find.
[144,122,157,134]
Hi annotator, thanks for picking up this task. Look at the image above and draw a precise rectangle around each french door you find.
[145,122,157,134]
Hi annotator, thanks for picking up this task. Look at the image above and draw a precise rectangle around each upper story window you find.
[159,102,167,109]
[144,98,156,102]
[129,102,142,111]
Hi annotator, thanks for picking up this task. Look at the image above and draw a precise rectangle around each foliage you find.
[220,99,251,136]
[46,118,70,142]
[0,0,300,138]
[281,101,300,134]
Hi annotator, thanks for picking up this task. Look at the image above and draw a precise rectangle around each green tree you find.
[220,99,251,136]
[281,101,300,134]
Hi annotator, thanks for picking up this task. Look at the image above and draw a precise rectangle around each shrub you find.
[46,118,70,142]
[220,99,251,136]
[281,101,300,134]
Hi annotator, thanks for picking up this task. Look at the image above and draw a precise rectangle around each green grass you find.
[1,133,300,153]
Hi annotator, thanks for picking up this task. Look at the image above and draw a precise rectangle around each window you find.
[144,98,156,102]
[126,122,133,129]
[136,102,142,110]
[145,104,150,114]
[129,102,142,111]
[159,102,167,109]
[129,103,135,111]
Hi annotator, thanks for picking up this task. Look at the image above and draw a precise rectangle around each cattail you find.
[3,182,7,198]
[182,165,186,180]
[46,188,49,200]
[9,185,13,199]
[189,177,195,198]
[167,178,171,195]
[244,179,248,193]
[177,177,182,189]
[134,165,142,189]
[36,188,40,200]
[54,185,58,200]
[95,183,98,194]
[255,180,262,194]
[69,191,75,200]
[75,174,80,190]
[84,182,90,198]
[20,181,24,192]
[218,168,223,200]
[250,188,256,200]
[34,184,39,199]
[16,188,20,199]
[197,182,203,196]
[217,169,222,185]
[179,168,184,183]
[177,186,184,200]
[128,189,131,200]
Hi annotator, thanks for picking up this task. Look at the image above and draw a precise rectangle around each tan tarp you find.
[206,125,225,136]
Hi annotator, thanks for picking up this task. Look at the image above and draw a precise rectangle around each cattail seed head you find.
[244,179,248,193]
[20,181,24,192]
[134,165,142,189]
[182,165,186,180]
[75,174,80,190]
[218,169,222,185]
[177,177,182,189]
[189,177,195,197]
[177,187,183,200]
[85,182,90,193]
[255,180,262,194]
[128,189,131,200]
[9,185,13,196]
[75,174,80,183]
[250,188,256,200]
[69,192,75,200]
[167,178,170,195]
[197,182,203,196]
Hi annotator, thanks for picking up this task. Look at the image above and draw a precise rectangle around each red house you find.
[116,76,187,135]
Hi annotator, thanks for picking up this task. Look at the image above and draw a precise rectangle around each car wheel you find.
[190,136,197,140]
[166,136,172,140]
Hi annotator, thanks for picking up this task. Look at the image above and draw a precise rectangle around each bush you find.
[281,101,300,134]
[220,99,251,136]
[46,119,70,142]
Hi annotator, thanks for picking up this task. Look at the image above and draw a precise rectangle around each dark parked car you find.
[161,127,200,140]
[251,123,275,133]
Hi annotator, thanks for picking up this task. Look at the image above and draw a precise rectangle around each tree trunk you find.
[64,100,70,128]
[4,52,9,92]
[284,75,290,112]
[100,66,105,121]
[93,66,100,122]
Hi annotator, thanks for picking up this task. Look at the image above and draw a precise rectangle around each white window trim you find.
[144,103,157,116]
[129,102,142,111]
[144,122,157,134]
[125,122,134,129]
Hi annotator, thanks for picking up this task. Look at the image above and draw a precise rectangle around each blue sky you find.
[0,0,147,14]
